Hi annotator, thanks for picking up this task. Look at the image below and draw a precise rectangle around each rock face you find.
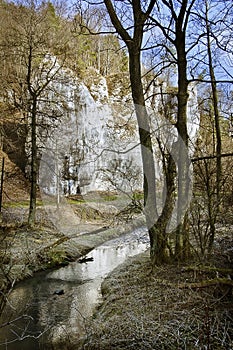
[39,60,141,197]
[38,57,199,197]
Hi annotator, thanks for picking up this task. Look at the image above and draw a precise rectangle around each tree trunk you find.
[150,154,177,264]
[28,98,37,227]
[128,45,164,261]
[205,1,221,244]
[206,2,221,204]
[128,41,177,263]
[175,29,190,260]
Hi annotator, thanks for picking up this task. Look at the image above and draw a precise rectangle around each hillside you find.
[0,150,29,204]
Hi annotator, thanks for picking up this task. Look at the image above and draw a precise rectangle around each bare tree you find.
[186,0,233,254]
[101,0,200,263]
[103,0,174,264]
[0,1,69,226]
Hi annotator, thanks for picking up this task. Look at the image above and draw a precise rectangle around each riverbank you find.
[0,203,146,300]
[81,233,233,350]
[0,226,149,350]
[1,204,232,350]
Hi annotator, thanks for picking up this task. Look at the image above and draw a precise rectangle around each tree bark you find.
[205,1,221,252]
[150,153,177,264]
[205,2,221,207]
[128,32,168,262]
[174,15,190,261]
[28,97,37,227]
[128,44,158,227]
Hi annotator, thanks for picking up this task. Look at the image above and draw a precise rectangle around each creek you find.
[0,226,149,350]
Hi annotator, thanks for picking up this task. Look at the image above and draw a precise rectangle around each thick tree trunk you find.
[128,46,163,260]
[150,154,177,264]
[128,46,157,222]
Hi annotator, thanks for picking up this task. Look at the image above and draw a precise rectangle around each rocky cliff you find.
[38,57,199,199]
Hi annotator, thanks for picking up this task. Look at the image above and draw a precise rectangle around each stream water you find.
[0,227,149,350]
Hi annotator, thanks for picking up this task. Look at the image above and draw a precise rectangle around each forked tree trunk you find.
[129,47,179,263]
[104,0,182,264]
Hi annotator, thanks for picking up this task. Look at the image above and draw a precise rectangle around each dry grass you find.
[81,237,233,350]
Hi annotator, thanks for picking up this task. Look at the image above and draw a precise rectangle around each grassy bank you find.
[82,235,233,350]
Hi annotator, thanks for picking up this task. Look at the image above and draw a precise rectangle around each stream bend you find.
[0,226,149,350]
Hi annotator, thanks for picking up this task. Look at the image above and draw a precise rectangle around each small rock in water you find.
[53,289,64,295]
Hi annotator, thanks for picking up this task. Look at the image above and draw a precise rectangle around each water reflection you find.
[0,227,148,349]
